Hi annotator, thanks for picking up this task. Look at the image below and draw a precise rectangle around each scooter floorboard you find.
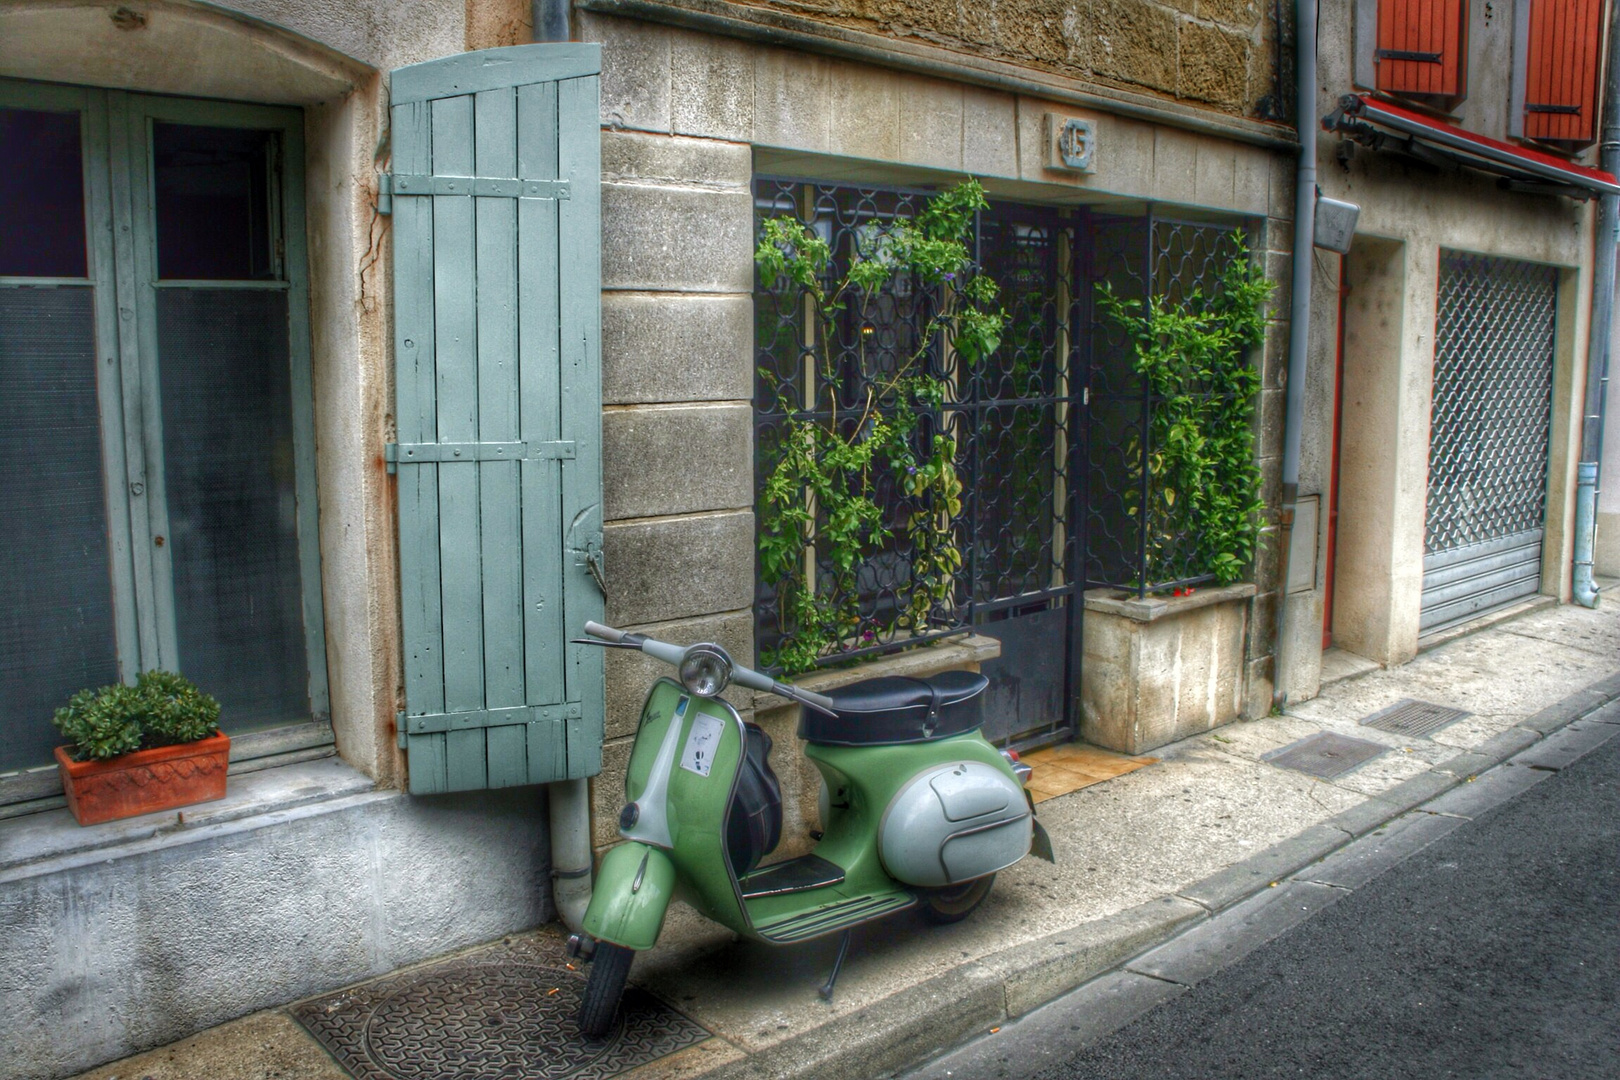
[753,890,916,943]
[739,854,846,899]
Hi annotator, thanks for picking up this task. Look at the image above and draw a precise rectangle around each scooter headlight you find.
[679,644,732,697]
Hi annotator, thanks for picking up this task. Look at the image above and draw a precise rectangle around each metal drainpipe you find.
[1272,0,1318,705]
[1574,3,1620,607]
[533,0,571,42]
[533,0,590,931]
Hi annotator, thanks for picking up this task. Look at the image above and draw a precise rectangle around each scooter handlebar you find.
[582,621,838,716]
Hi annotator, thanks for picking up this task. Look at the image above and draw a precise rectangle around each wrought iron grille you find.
[1081,213,1259,595]
[1426,252,1558,555]
[753,181,1259,669]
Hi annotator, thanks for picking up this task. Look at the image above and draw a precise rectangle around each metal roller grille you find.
[1427,252,1558,554]
[1421,252,1557,632]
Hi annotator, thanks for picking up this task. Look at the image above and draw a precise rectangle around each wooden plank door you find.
[390,44,603,794]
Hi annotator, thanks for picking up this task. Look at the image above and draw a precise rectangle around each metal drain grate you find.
[1264,732,1387,779]
[1360,698,1472,737]
[290,950,708,1080]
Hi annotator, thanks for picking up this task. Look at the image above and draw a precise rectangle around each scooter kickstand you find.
[818,930,852,1002]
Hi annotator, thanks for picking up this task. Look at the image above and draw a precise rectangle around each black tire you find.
[577,942,634,1038]
[917,873,996,925]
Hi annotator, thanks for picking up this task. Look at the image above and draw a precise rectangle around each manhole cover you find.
[1264,732,1387,778]
[1360,698,1471,737]
[290,956,707,1080]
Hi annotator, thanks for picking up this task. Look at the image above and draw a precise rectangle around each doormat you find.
[1021,742,1157,803]
[1360,698,1472,738]
[1263,731,1386,779]
[289,948,708,1080]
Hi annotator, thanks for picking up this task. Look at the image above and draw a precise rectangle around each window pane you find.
[157,288,309,728]
[153,124,275,280]
[0,108,88,278]
[0,287,118,770]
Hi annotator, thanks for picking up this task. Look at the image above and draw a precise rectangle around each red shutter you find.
[1376,0,1470,100]
[1523,0,1604,145]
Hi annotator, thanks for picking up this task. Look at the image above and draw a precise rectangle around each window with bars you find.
[751,179,1263,673]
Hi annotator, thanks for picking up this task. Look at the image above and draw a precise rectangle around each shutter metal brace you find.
[377,173,571,214]
[385,440,577,472]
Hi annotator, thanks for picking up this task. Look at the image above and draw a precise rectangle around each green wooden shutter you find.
[388,44,603,794]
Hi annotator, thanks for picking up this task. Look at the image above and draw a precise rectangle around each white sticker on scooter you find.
[680,713,725,777]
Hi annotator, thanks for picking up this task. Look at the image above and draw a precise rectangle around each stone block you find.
[1083,110,1157,193]
[1091,0,1179,94]
[579,11,670,134]
[603,403,753,521]
[602,129,750,190]
[1242,655,1275,718]
[1198,0,1262,30]
[1232,147,1273,216]
[671,29,754,143]
[1179,20,1251,110]
[1152,126,1198,207]
[1081,585,1253,753]
[1268,154,1296,218]
[591,735,635,849]
[601,292,753,405]
[1258,387,1287,457]
[603,510,755,625]
[603,609,756,740]
[1193,135,1239,210]
[601,183,753,293]
[830,59,901,163]
[898,73,964,172]
[754,47,831,152]
[962,85,1019,178]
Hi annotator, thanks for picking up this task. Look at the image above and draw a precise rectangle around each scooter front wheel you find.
[917,873,996,924]
[577,942,635,1038]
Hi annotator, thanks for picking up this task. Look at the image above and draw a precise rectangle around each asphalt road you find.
[1032,723,1620,1080]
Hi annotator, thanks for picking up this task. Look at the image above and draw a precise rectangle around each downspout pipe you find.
[533,0,571,42]
[534,1,589,929]
[1574,2,1620,607]
[1273,0,1318,705]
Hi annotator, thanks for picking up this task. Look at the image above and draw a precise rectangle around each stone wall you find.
[716,0,1283,118]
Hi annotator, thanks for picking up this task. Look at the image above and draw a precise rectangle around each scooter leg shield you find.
[582,841,676,952]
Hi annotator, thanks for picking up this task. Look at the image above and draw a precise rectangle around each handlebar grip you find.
[583,620,625,643]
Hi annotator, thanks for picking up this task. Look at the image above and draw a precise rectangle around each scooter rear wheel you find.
[577,942,634,1038]
[917,873,996,924]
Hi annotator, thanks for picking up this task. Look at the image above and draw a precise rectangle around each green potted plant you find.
[52,670,228,826]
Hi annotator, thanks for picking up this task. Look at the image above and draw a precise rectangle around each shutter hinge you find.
[385,440,577,473]
[377,173,393,216]
[396,711,408,749]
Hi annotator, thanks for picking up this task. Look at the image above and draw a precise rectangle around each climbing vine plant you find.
[1095,234,1273,587]
[755,180,1006,674]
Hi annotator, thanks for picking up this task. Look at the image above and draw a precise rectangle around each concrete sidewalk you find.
[70,589,1620,1080]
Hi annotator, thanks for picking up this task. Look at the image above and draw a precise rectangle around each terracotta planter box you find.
[54,731,231,826]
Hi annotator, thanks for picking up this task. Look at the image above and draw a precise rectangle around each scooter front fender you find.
[582,841,676,952]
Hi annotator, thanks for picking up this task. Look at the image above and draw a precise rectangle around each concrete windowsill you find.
[764,633,1002,698]
[1083,583,1258,623]
[0,756,380,883]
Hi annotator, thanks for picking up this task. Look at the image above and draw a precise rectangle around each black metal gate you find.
[1420,252,1558,633]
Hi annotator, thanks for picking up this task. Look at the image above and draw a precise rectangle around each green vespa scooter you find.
[568,621,1053,1036]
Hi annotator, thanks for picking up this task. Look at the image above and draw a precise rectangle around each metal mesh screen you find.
[752,180,1081,669]
[1082,215,1255,594]
[1426,252,1558,555]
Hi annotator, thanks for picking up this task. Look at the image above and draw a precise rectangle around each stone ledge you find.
[1083,582,1257,623]
[0,757,377,881]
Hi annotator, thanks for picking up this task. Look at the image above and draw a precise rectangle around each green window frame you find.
[0,78,328,806]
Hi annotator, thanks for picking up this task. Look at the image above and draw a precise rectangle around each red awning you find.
[1330,94,1620,197]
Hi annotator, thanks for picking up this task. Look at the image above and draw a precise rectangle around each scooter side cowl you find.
[878,760,1032,887]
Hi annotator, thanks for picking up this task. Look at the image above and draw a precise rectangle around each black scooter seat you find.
[801,671,988,746]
